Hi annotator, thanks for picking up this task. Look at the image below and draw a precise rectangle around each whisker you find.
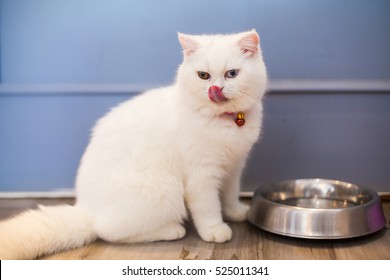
[201,89,209,97]
[237,90,259,104]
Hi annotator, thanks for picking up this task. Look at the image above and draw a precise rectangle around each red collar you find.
[223,111,246,127]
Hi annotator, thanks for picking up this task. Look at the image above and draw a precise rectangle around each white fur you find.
[0,30,267,259]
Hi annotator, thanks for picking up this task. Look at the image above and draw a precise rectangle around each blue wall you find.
[1,0,390,84]
[0,93,129,191]
[2,91,389,192]
[243,92,390,192]
[1,0,390,192]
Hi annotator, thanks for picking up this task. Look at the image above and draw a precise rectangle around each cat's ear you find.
[178,33,199,57]
[238,29,260,57]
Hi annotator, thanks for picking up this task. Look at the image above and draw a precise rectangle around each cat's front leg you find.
[221,162,250,222]
[185,172,232,243]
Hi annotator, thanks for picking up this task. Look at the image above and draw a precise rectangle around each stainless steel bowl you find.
[248,179,386,239]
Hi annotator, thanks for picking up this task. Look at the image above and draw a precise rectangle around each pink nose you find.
[208,86,227,103]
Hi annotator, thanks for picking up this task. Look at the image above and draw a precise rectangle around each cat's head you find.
[176,30,267,117]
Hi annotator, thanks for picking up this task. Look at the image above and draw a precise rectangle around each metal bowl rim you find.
[249,178,386,239]
[253,178,380,211]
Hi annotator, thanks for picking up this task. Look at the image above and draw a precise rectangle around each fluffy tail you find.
[0,205,97,259]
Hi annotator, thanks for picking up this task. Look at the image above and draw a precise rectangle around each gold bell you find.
[235,112,245,127]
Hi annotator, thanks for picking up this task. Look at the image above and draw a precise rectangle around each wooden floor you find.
[1,197,389,260]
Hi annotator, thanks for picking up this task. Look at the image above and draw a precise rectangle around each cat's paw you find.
[167,224,187,241]
[198,223,232,243]
[223,203,250,222]
[156,224,186,241]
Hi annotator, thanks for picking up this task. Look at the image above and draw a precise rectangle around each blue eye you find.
[225,69,239,78]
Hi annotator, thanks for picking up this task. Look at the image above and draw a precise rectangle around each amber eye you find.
[198,71,210,80]
[225,69,239,78]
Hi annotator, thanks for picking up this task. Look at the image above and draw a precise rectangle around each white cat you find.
[0,30,267,259]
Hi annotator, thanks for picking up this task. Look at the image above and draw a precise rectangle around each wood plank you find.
[210,222,262,260]
[1,198,389,260]
[0,198,74,220]
[333,202,390,260]
[333,230,390,259]
[259,231,337,260]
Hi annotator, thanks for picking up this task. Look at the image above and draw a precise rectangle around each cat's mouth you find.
[208,86,228,103]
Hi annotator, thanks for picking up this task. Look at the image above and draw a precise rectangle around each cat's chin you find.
[211,100,252,117]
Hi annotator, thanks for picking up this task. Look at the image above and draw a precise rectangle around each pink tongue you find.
[208,86,227,103]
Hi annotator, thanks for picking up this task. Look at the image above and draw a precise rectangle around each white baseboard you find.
[0,190,388,199]
[268,79,390,92]
[1,80,390,96]
[0,191,75,199]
